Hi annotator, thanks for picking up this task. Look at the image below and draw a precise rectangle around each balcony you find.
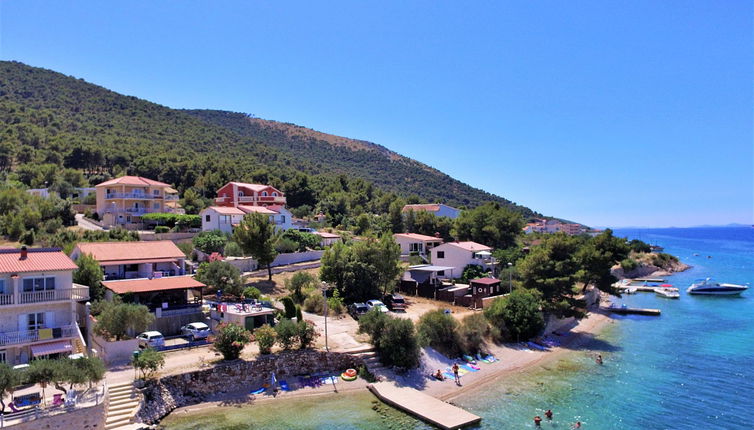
[0,287,90,307]
[0,324,78,347]
[164,194,179,201]
[105,192,158,200]
[215,195,286,205]
[103,207,153,216]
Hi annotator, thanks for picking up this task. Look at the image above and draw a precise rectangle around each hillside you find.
[0,60,538,217]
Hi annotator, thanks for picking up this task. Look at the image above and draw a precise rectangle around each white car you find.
[366,300,389,313]
[180,322,210,341]
[137,331,165,349]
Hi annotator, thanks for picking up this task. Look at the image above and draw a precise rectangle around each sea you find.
[161,227,754,430]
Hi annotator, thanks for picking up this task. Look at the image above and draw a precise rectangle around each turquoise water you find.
[454,227,754,429]
[164,227,754,429]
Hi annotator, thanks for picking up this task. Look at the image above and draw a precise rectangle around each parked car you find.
[348,303,369,319]
[137,331,165,349]
[180,322,211,341]
[383,293,406,312]
[366,300,389,313]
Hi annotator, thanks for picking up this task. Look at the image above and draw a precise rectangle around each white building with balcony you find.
[0,247,89,366]
[429,241,497,279]
[200,205,293,233]
[214,182,287,208]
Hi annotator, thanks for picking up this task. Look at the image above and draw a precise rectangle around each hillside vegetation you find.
[0,60,537,218]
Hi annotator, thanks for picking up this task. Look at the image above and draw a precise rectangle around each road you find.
[75,214,104,231]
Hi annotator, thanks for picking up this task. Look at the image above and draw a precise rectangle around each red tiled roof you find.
[0,248,78,274]
[96,176,172,187]
[228,182,284,195]
[204,206,245,215]
[102,276,205,294]
[267,205,287,212]
[394,233,442,242]
[470,277,500,285]
[238,205,277,215]
[74,241,185,264]
[445,241,492,252]
[402,204,441,213]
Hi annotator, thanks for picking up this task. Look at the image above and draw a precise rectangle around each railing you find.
[17,287,90,304]
[157,303,202,317]
[0,294,13,305]
[105,192,157,199]
[0,324,78,347]
[164,194,179,200]
[0,382,106,428]
[103,207,152,215]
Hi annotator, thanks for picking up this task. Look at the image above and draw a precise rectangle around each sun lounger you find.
[250,387,266,395]
[459,364,479,372]
[279,380,291,391]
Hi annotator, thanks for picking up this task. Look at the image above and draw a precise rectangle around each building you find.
[95,176,180,228]
[70,241,204,335]
[523,219,585,235]
[429,241,496,279]
[214,182,286,208]
[313,231,341,247]
[208,301,276,331]
[0,247,89,366]
[402,204,461,219]
[200,204,293,233]
[393,233,443,257]
[26,187,96,200]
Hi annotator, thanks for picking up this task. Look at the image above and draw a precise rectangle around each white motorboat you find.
[655,287,680,299]
[687,278,748,296]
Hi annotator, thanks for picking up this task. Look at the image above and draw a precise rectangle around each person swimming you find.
[533,416,542,426]
[596,354,603,365]
[572,421,582,428]
[545,409,553,419]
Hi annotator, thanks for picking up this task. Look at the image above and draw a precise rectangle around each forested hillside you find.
[0,60,538,218]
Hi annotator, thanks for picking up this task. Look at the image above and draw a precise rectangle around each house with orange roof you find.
[70,241,204,334]
[402,203,460,219]
[429,241,497,279]
[199,204,292,233]
[0,247,89,365]
[95,175,181,228]
[393,233,443,257]
[214,182,286,208]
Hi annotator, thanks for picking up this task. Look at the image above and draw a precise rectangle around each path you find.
[75,214,104,231]
[243,261,321,279]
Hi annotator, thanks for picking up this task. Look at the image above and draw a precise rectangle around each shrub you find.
[132,348,165,380]
[193,230,228,254]
[628,239,651,253]
[461,264,490,283]
[357,309,390,342]
[297,320,318,349]
[20,228,35,246]
[93,301,154,341]
[358,365,377,382]
[155,226,170,233]
[416,309,462,357]
[213,323,252,360]
[620,258,639,272]
[275,318,298,350]
[303,292,326,314]
[285,272,317,303]
[176,241,195,258]
[458,313,493,354]
[377,317,420,369]
[255,324,276,355]
[274,237,299,254]
[243,286,262,300]
[650,253,678,268]
[195,260,243,296]
[281,297,297,319]
[327,288,345,315]
[224,241,244,257]
[485,288,544,342]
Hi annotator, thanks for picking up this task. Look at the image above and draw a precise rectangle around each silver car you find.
[137,331,165,349]
[180,322,210,341]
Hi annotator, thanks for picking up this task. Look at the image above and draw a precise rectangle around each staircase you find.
[104,382,141,430]
[346,347,388,379]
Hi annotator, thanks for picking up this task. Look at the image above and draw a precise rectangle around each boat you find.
[687,278,748,296]
[655,287,680,299]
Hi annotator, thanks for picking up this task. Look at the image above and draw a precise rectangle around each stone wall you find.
[9,401,105,430]
[137,350,362,425]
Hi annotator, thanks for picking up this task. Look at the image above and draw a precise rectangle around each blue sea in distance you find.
[454,226,754,430]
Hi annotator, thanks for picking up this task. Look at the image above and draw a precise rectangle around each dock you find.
[606,306,661,316]
[367,382,481,430]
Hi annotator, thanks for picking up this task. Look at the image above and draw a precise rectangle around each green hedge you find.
[141,213,201,229]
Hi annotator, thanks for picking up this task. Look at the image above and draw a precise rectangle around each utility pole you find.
[322,282,329,351]
[507,262,513,294]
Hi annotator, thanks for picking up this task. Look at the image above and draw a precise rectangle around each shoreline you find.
[159,309,615,425]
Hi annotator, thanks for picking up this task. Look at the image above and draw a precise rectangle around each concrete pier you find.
[368,382,481,430]
[606,307,661,316]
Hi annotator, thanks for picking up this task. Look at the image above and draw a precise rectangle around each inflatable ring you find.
[341,368,358,381]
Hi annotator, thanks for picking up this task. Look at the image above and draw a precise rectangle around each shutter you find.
[18,314,26,331]
[45,312,55,328]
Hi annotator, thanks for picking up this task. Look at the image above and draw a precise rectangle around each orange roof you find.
[238,205,277,215]
[402,204,441,213]
[445,241,492,252]
[471,277,500,285]
[0,248,78,274]
[394,233,442,242]
[314,231,341,239]
[74,241,185,264]
[96,176,172,187]
[228,182,283,194]
[102,276,205,294]
[205,206,245,215]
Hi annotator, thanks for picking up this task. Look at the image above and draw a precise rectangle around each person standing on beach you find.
[452,363,460,385]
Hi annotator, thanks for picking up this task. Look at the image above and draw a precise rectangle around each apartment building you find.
[95,176,180,228]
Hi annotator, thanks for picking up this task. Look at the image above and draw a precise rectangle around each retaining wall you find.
[7,401,105,430]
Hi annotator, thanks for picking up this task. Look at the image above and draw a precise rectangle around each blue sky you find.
[1,1,751,227]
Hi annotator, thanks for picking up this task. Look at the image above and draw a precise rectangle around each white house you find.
[429,241,496,279]
[200,205,293,233]
[314,231,341,247]
[393,233,443,256]
[402,204,461,219]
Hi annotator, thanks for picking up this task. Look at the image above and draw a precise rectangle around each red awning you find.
[31,341,73,357]
[100,258,179,265]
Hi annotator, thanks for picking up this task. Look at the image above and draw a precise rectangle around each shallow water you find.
[163,227,754,430]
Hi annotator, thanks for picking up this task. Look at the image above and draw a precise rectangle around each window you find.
[281,215,286,223]
[272,192,278,197]
[238,191,245,197]
[220,215,230,224]
[205,214,211,222]
[153,189,160,196]
[0,350,6,363]
[125,264,138,272]
[409,243,423,253]
[0,279,5,294]
[28,312,45,330]
[437,251,445,259]
[437,270,445,276]
[22,277,55,292]
[153,202,160,210]
[262,191,268,197]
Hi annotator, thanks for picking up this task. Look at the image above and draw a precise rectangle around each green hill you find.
[0,60,538,217]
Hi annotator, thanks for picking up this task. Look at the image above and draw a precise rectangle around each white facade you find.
[429,242,496,279]
[200,207,245,234]
[393,233,443,256]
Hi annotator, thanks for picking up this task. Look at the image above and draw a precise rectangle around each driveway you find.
[75,214,104,231]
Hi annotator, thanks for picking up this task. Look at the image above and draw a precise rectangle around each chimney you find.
[20,246,28,260]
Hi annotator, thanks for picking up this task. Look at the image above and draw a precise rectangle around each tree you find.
[180,188,206,214]
[517,233,584,317]
[255,324,277,355]
[373,233,402,295]
[461,264,489,283]
[319,241,354,294]
[213,323,252,360]
[452,203,524,249]
[357,309,390,342]
[377,317,420,369]
[0,363,20,413]
[193,230,228,254]
[233,212,279,281]
[416,309,462,357]
[72,356,106,389]
[73,253,105,300]
[285,272,317,303]
[576,229,630,295]
[275,318,298,350]
[458,314,494,354]
[281,297,297,319]
[26,359,57,405]
[132,348,165,380]
[195,260,243,297]
[297,320,318,349]
[93,301,155,341]
[388,200,404,233]
[485,288,544,342]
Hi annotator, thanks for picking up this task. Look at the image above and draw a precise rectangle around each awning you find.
[408,265,455,272]
[31,340,73,357]
[475,251,492,256]
[100,258,180,265]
